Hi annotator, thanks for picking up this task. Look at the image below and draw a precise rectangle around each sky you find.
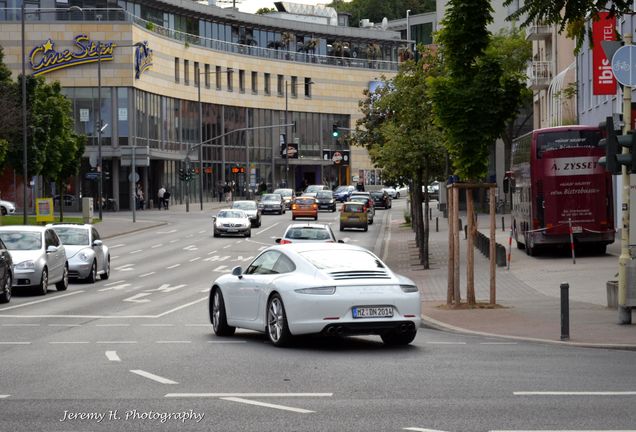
[215,0,328,14]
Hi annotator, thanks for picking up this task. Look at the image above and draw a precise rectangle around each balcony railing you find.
[527,61,552,90]
[525,24,552,40]
[0,7,399,71]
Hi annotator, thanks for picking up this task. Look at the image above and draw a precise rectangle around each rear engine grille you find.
[329,270,390,280]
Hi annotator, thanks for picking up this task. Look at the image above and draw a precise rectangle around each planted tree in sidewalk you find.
[429,0,524,304]
[353,46,445,268]
[0,46,13,175]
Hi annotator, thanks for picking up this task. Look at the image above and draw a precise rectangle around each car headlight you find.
[295,286,336,295]
[329,200,334,204]
[77,251,91,262]
[15,260,35,270]
[400,285,419,293]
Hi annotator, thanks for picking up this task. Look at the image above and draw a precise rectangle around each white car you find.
[208,243,421,347]
[231,200,261,227]
[275,223,342,244]
[0,199,16,216]
[213,209,252,238]
[47,223,110,283]
[0,226,68,295]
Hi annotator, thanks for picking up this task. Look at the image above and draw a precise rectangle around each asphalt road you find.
[1,202,635,432]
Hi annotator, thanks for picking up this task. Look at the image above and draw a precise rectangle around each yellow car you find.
[339,202,368,231]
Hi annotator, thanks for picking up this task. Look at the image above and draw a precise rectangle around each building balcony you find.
[525,24,552,40]
[527,61,552,90]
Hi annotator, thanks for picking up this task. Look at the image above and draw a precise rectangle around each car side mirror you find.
[212,216,217,222]
[93,240,103,247]
[337,239,344,243]
[46,245,57,253]
[231,266,243,278]
[275,238,282,244]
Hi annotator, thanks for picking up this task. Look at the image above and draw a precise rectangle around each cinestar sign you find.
[30,35,115,76]
[592,12,616,95]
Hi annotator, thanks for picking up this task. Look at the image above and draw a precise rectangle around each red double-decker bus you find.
[509,125,615,255]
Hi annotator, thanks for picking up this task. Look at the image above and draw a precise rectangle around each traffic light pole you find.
[619,33,633,324]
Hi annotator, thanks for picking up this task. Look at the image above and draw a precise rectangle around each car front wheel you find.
[266,294,292,347]
[86,261,97,283]
[0,272,11,303]
[210,289,235,336]
[100,257,111,280]
[38,268,48,296]
[56,265,69,291]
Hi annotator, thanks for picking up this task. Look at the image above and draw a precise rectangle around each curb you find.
[100,220,168,240]
[420,314,636,351]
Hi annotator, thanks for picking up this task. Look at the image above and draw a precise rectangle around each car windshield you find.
[316,191,333,198]
[273,189,292,197]
[0,231,42,250]
[305,185,323,193]
[344,204,364,213]
[53,227,89,245]
[301,249,385,270]
[262,194,282,202]
[285,227,331,240]
[233,201,256,210]
[296,198,314,204]
[218,211,245,218]
[349,197,368,204]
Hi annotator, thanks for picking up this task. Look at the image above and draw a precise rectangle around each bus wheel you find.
[595,244,607,255]
[524,235,535,256]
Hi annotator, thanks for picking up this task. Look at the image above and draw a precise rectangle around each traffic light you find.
[599,116,636,174]
[332,124,339,138]
[178,168,185,181]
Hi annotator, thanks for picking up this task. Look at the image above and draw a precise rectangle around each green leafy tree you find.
[353,47,445,268]
[0,46,16,173]
[504,0,631,52]
[328,0,434,26]
[255,7,276,15]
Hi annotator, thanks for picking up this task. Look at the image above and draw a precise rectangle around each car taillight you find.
[280,239,292,244]
[291,204,297,210]
[312,204,318,209]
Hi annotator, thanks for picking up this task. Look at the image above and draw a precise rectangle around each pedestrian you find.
[223,183,231,203]
[218,184,224,203]
[136,184,144,210]
[157,185,166,210]
[163,190,170,210]
[356,181,365,192]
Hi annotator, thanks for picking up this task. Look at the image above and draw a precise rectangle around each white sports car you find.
[209,243,421,347]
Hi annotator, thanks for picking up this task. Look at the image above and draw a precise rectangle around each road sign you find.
[128,172,140,182]
[611,45,636,87]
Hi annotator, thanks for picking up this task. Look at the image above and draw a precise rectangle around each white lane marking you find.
[255,222,279,235]
[189,257,201,262]
[157,229,177,234]
[151,243,163,249]
[166,264,181,269]
[166,393,333,398]
[200,288,209,293]
[156,340,191,344]
[0,395,9,398]
[139,272,155,278]
[112,256,119,259]
[99,283,131,292]
[109,244,125,249]
[96,324,130,327]
[425,341,466,345]
[212,265,229,272]
[220,397,314,414]
[236,255,254,262]
[481,342,518,345]
[114,264,134,271]
[169,239,178,243]
[183,245,198,251]
[514,391,636,396]
[258,246,267,250]
[131,369,178,385]
[0,341,31,345]
[223,244,232,249]
[105,280,126,286]
[149,284,186,293]
[185,324,210,327]
[129,250,143,255]
[207,250,217,255]
[155,297,207,318]
[48,324,81,327]
[1,324,40,327]
[123,293,151,303]
[96,341,137,344]
[207,340,247,344]
[490,430,636,432]
[203,255,230,262]
[198,230,206,234]
[0,291,84,311]
[105,351,121,362]
[403,428,449,432]
[49,341,90,344]
[141,324,174,327]
[381,212,392,262]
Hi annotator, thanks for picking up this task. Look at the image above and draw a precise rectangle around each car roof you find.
[233,200,257,204]
[0,225,47,232]
[271,242,364,254]
[47,223,92,228]
[285,223,330,230]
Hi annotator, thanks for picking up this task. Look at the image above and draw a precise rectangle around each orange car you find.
[291,196,318,220]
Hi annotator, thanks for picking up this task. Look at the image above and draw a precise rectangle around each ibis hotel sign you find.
[30,35,115,76]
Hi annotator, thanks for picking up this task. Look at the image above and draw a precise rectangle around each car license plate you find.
[227,229,238,233]
[571,226,582,233]
[348,216,359,221]
[352,306,393,319]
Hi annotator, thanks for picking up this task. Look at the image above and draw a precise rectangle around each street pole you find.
[97,13,103,220]
[618,31,633,324]
[319,118,324,184]
[198,75,203,210]
[406,9,411,51]
[131,142,136,223]
[285,80,289,189]
[21,2,27,224]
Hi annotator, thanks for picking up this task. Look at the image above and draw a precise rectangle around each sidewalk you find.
[381,202,636,349]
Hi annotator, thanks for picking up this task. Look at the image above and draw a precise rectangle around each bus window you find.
[536,130,602,159]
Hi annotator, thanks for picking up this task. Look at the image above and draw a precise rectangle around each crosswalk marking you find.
[105,351,121,361]
[220,397,314,414]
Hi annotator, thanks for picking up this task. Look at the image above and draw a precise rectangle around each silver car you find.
[48,224,110,283]
[0,199,16,216]
[0,226,68,295]
[232,200,261,227]
[275,223,342,244]
[213,209,252,238]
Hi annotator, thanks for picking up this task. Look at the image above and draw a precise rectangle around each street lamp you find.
[284,79,313,190]
[197,68,230,210]
[20,5,84,223]
[406,9,411,52]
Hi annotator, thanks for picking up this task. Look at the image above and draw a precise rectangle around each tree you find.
[504,0,632,52]
[328,0,435,26]
[0,46,16,173]
[353,47,445,268]
[255,7,276,15]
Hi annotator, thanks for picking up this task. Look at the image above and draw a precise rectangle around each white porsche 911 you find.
[208,243,421,347]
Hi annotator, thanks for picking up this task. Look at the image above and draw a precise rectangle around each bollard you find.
[501,216,505,232]
[496,244,506,267]
[429,207,432,221]
[435,217,439,232]
[464,224,468,240]
[560,282,569,340]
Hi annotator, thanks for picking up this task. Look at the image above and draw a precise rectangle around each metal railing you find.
[0,7,399,71]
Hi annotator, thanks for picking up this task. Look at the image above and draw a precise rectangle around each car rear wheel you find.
[381,327,417,346]
[0,207,6,216]
[292,215,296,220]
[245,230,251,238]
[56,265,69,291]
[340,224,344,232]
[100,256,111,280]
[210,289,235,336]
[363,226,368,232]
[38,268,48,296]
[86,261,97,283]
[267,294,292,347]
[0,272,11,303]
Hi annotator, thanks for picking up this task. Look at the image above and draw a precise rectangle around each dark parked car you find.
[315,190,337,212]
[259,193,286,215]
[0,237,13,303]
[370,190,392,209]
